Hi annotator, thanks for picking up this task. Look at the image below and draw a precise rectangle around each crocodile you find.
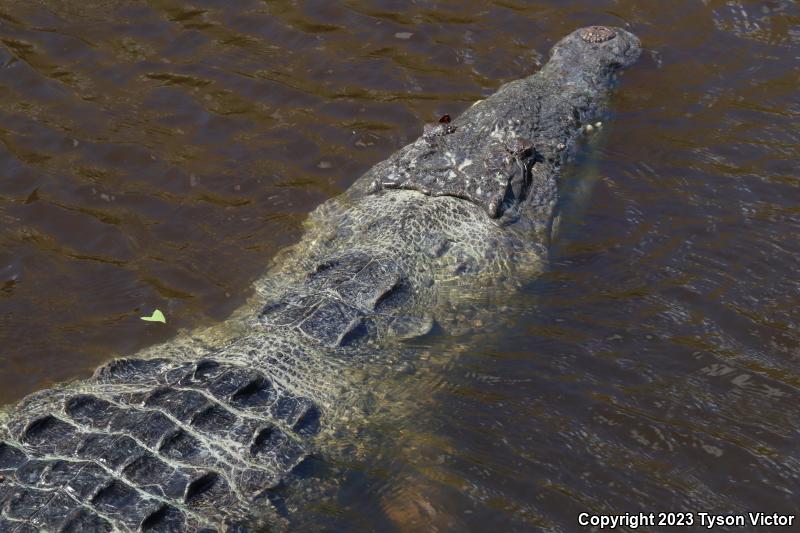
[0,26,641,532]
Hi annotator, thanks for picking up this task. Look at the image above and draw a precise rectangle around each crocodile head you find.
[373,26,641,240]
[491,25,642,236]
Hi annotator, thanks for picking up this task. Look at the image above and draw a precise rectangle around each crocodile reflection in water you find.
[0,26,640,531]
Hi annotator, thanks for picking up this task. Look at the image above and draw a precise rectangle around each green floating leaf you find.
[140,309,166,323]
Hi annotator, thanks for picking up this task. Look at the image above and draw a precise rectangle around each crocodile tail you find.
[0,356,321,531]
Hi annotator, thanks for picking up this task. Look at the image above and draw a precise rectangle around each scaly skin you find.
[0,27,640,532]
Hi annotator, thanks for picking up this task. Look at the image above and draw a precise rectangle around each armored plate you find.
[297,299,363,348]
[377,127,536,218]
[261,252,406,348]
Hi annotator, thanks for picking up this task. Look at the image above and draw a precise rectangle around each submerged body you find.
[0,27,640,531]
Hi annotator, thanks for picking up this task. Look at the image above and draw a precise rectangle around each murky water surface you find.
[1,1,798,531]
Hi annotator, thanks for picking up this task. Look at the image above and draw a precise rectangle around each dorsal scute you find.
[260,252,407,347]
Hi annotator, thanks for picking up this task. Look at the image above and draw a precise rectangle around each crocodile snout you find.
[549,25,642,76]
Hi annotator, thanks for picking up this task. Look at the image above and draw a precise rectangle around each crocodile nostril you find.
[580,26,616,43]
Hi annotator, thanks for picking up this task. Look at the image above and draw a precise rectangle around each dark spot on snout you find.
[580,26,616,43]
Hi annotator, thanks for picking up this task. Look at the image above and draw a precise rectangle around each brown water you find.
[0,1,798,531]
